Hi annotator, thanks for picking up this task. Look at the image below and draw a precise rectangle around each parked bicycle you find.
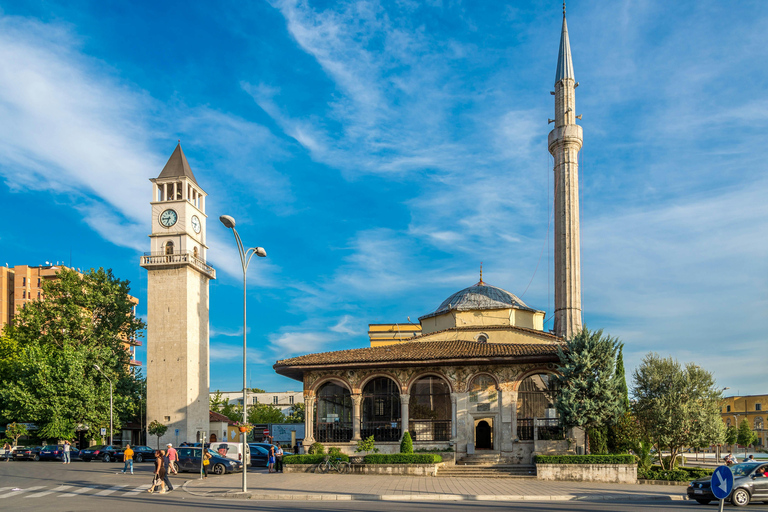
[319,456,351,474]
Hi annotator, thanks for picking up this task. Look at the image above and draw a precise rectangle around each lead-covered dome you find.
[419,281,535,321]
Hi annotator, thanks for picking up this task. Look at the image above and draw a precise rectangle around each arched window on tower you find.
[165,241,174,255]
[314,381,352,443]
[193,246,199,259]
[517,373,562,441]
[409,376,451,441]
[362,377,401,441]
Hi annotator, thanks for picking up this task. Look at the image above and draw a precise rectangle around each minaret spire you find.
[548,5,583,340]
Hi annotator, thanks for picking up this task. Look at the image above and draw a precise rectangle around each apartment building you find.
[212,390,303,415]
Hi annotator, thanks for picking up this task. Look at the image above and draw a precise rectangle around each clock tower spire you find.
[141,142,215,446]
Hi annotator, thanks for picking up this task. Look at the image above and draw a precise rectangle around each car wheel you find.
[694,499,710,505]
[103,454,111,463]
[213,463,225,475]
[135,454,143,463]
[33,455,40,461]
[731,488,750,507]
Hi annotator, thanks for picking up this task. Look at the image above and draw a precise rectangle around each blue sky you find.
[1,1,766,396]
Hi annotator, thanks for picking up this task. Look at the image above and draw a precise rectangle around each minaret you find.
[548,5,583,340]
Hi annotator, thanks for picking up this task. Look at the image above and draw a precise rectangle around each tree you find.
[5,422,29,446]
[209,391,243,423]
[725,425,738,448]
[147,420,168,449]
[554,328,623,453]
[250,388,266,393]
[355,435,379,455]
[632,353,725,470]
[400,432,413,454]
[737,419,758,457]
[247,403,286,424]
[286,403,304,424]
[614,346,630,413]
[606,346,638,454]
[0,268,145,440]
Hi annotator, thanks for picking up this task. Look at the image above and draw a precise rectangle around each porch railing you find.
[361,421,401,442]
[408,420,450,442]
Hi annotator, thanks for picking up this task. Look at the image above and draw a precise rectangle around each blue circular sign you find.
[711,465,734,500]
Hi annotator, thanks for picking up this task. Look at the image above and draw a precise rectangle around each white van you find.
[209,442,250,465]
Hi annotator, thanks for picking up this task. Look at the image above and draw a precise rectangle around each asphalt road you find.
[2,459,768,512]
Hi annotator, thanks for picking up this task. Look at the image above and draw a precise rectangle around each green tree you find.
[250,388,266,393]
[554,328,623,453]
[614,346,630,413]
[209,390,243,422]
[147,420,168,449]
[400,432,413,453]
[737,419,757,457]
[0,268,145,440]
[632,353,725,470]
[355,435,379,455]
[247,403,286,424]
[725,425,738,448]
[286,403,305,424]
[5,422,29,446]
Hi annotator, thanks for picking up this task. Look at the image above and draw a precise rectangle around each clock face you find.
[191,215,201,234]
[159,209,178,228]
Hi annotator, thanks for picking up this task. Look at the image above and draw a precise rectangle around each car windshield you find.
[42,445,58,450]
[89,445,105,450]
[731,463,759,477]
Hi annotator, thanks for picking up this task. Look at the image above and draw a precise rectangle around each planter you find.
[283,463,441,476]
[238,427,248,433]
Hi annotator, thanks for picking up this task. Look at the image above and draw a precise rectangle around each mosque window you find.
[409,376,451,442]
[315,381,352,443]
[362,377,401,442]
[517,373,562,441]
[476,333,489,343]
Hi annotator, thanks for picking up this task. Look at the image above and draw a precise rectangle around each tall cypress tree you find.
[614,345,630,413]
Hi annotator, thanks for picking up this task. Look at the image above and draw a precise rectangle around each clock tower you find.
[141,143,216,446]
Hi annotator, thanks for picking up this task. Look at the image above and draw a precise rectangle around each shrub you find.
[355,435,379,454]
[328,447,342,457]
[308,442,325,455]
[661,455,684,469]
[363,453,442,464]
[400,432,413,454]
[638,468,689,481]
[283,454,349,465]
[534,455,635,464]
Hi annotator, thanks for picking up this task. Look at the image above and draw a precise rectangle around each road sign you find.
[100,428,106,436]
[711,465,734,500]
[175,429,179,435]
[263,429,270,436]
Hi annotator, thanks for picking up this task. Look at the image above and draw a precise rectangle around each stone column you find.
[352,393,362,441]
[400,394,410,439]
[303,396,316,446]
[450,392,458,439]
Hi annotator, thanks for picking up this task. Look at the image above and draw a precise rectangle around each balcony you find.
[140,251,216,279]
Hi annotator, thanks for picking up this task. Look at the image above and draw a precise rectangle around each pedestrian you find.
[166,443,178,474]
[268,444,275,473]
[148,451,167,494]
[62,440,71,464]
[202,450,211,478]
[122,444,134,474]
[3,441,11,462]
[275,442,284,473]
[161,449,174,492]
[293,442,299,455]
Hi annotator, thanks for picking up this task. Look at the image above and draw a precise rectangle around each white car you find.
[209,442,250,465]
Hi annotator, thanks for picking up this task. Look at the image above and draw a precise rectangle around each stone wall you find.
[535,463,637,484]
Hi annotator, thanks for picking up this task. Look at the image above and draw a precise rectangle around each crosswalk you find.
[0,483,154,500]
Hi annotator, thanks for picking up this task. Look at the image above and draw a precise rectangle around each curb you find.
[181,481,687,502]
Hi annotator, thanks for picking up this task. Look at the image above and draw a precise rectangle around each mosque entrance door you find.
[475,419,493,449]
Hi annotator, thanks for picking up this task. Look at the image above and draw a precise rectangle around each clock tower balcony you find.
[140,250,216,280]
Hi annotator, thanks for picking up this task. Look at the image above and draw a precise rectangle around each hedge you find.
[363,454,443,464]
[638,465,714,481]
[283,454,349,465]
[534,455,636,465]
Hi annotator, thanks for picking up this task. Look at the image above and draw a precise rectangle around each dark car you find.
[80,445,121,462]
[38,444,80,462]
[688,462,768,506]
[13,446,43,461]
[247,444,270,468]
[115,445,155,463]
[175,447,242,475]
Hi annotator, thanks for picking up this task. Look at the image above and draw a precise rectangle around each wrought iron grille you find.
[361,422,401,442]
[409,420,450,441]
[314,423,352,443]
[536,418,566,440]
[517,418,534,440]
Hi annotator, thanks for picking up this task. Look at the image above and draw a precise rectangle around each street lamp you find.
[220,214,267,494]
[93,364,113,446]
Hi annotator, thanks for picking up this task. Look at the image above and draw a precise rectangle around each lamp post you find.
[220,214,267,493]
[93,364,113,446]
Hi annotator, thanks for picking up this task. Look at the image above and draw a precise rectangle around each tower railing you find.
[140,251,216,279]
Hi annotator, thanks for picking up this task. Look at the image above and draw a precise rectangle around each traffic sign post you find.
[711,465,734,511]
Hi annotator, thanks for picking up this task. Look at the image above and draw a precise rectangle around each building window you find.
[22,277,26,286]
[165,241,174,255]
[193,246,199,258]
[37,291,40,299]
[517,373,562,441]
[252,398,257,404]
[362,377,401,441]
[164,416,171,422]
[289,396,294,405]
[37,278,41,287]
[22,290,26,299]
[727,419,731,428]
[409,376,451,442]
[757,404,762,411]
[755,417,764,430]
[314,381,352,443]
[273,396,278,404]
[727,405,731,412]
[476,333,489,343]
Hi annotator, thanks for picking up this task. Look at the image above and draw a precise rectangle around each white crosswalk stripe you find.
[123,484,151,496]
[0,486,46,498]
[25,485,72,498]
[94,485,126,496]
[0,487,13,493]
[60,485,99,497]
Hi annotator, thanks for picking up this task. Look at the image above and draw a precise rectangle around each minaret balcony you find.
[140,251,216,279]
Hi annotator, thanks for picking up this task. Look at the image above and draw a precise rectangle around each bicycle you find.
[319,456,351,474]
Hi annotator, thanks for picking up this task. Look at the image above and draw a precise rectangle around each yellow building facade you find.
[722,394,766,447]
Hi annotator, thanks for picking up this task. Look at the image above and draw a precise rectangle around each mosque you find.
[274,10,585,462]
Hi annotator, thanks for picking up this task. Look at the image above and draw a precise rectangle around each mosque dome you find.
[419,280,535,321]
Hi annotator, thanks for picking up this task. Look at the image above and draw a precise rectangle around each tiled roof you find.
[274,340,562,378]
[209,410,233,424]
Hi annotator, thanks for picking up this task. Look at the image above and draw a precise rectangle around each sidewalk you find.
[182,469,689,502]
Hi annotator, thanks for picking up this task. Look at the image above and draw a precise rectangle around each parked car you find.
[13,446,43,461]
[114,445,155,463]
[80,445,122,462]
[248,444,270,468]
[688,462,768,506]
[38,444,81,462]
[175,447,242,475]
[210,442,250,465]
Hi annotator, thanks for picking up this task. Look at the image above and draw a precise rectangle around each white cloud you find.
[268,331,335,358]
[209,343,262,363]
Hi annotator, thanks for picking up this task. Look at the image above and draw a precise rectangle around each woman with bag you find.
[202,450,211,478]
[148,450,167,493]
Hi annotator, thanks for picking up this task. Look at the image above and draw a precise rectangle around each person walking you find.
[3,441,11,462]
[122,444,134,474]
[161,449,174,492]
[148,451,167,494]
[275,442,284,473]
[166,443,178,474]
[61,440,71,464]
[268,444,275,473]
